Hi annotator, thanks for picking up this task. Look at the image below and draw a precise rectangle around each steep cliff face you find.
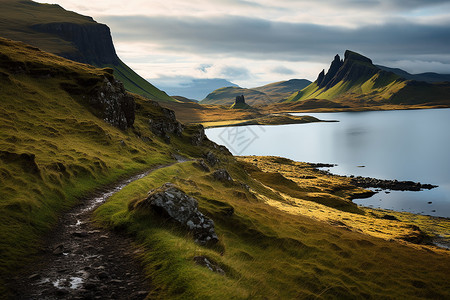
[31,22,119,66]
[318,50,380,90]
[287,50,403,103]
[0,0,176,102]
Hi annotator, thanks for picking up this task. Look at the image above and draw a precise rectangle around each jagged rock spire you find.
[316,69,325,86]
[318,54,343,88]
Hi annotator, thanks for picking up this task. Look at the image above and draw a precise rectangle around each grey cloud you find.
[271,66,295,75]
[197,64,212,73]
[103,15,450,71]
[220,66,251,79]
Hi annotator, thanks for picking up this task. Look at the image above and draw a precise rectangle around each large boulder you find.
[132,183,218,245]
[149,107,184,142]
[89,77,135,130]
[212,169,233,182]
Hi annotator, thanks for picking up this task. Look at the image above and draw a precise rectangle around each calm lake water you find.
[205,108,450,218]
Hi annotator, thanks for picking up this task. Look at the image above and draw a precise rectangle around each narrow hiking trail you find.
[9,164,173,300]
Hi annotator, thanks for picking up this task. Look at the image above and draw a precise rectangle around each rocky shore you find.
[311,164,438,192]
[349,176,438,191]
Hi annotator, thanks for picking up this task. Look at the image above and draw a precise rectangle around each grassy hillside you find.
[1,38,449,299]
[201,86,270,106]
[253,79,311,100]
[95,157,450,299]
[0,0,176,102]
[0,37,206,296]
[376,65,450,83]
[200,79,311,106]
[287,51,450,107]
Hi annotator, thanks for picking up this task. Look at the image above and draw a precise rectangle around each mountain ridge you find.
[287,50,450,106]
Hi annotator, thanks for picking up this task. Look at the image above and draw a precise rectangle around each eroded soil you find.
[8,170,158,300]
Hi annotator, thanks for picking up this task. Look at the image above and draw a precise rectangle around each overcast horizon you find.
[36,0,450,88]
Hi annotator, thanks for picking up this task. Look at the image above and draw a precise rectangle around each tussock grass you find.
[96,158,450,299]
[0,37,202,296]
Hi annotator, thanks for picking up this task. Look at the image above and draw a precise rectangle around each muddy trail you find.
[8,166,170,300]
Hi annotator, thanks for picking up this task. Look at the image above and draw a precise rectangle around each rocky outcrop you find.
[88,77,135,130]
[205,151,219,166]
[315,50,383,91]
[31,22,119,66]
[316,69,325,86]
[319,54,343,89]
[212,169,233,182]
[149,107,184,142]
[190,125,207,146]
[350,176,437,191]
[132,183,218,245]
[235,95,245,104]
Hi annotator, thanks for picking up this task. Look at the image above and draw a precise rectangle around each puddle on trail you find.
[51,271,87,290]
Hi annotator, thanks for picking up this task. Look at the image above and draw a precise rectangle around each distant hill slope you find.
[0,0,176,102]
[200,79,311,105]
[152,78,238,100]
[201,86,270,106]
[287,50,450,106]
[376,65,450,83]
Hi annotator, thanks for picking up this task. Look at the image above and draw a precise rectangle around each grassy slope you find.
[1,38,450,300]
[0,0,176,102]
[287,73,406,104]
[200,86,270,106]
[253,79,311,100]
[0,37,203,296]
[95,157,450,299]
[286,58,450,107]
[104,59,177,102]
[201,80,311,106]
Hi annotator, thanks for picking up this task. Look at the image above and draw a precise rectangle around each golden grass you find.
[96,158,450,299]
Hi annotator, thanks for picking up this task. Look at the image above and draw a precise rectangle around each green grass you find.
[0,37,207,296]
[95,160,450,299]
[104,59,177,103]
[1,37,450,299]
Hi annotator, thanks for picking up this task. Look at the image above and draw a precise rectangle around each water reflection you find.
[206,108,450,217]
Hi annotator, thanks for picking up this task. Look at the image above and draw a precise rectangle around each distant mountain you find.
[376,65,450,83]
[151,78,238,100]
[200,79,311,106]
[0,0,175,102]
[287,50,450,106]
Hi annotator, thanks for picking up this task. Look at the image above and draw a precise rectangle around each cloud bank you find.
[36,0,450,87]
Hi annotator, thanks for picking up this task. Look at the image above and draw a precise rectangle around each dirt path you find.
[8,166,169,299]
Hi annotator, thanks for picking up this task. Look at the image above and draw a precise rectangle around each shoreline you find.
[201,114,338,128]
[237,156,450,250]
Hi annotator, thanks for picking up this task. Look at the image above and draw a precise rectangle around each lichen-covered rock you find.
[89,77,135,130]
[191,125,207,146]
[212,169,233,182]
[193,256,225,275]
[149,107,184,142]
[133,183,218,245]
[205,151,219,166]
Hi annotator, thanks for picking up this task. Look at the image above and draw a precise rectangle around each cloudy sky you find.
[36,0,450,88]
